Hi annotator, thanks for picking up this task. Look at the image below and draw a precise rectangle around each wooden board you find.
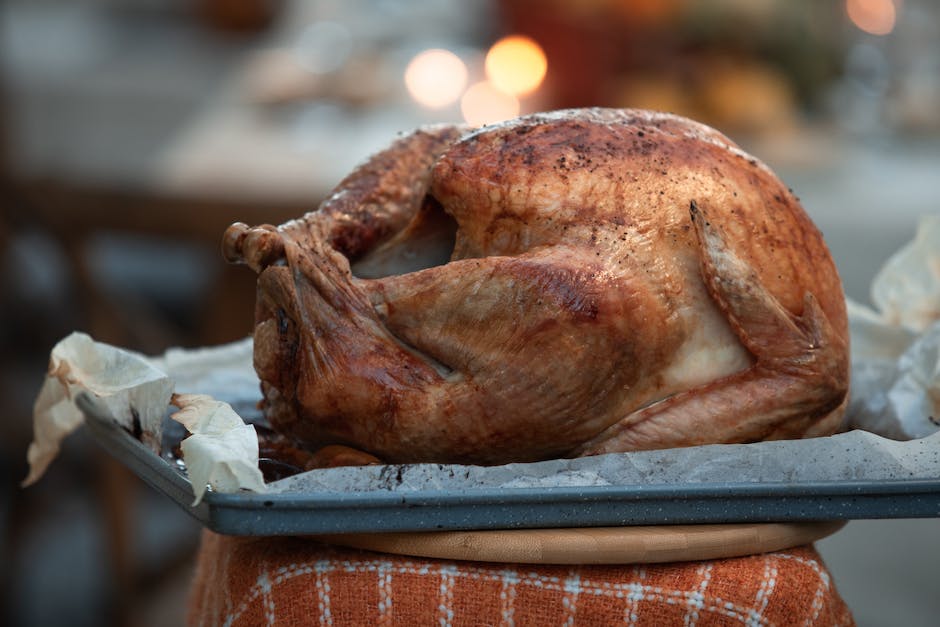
[314,521,846,564]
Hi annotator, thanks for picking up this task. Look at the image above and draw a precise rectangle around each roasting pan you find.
[77,394,940,536]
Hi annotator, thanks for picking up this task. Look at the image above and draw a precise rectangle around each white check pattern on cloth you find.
[748,557,779,627]
[624,565,647,625]
[438,563,458,626]
[217,550,839,627]
[498,568,520,625]
[683,563,713,627]
[377,559,394,625]
[776,552,834,627]
[314,558,333,626]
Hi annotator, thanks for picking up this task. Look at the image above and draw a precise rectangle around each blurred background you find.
[1,0,938,625]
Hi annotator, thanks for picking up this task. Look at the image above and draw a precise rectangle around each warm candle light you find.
[484,35,547,97]
[460,81,520,127]
[846,0,897,36]
[404,49,468,109]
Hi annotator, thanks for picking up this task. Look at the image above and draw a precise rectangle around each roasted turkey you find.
[223,108,849,466]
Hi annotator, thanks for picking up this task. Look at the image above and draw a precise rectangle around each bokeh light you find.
[846,0,897,36]
[460,81,520,127]
[484,35,547,97]
[404,49,468,109]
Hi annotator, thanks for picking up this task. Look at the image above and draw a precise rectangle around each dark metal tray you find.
[79,395,940,536]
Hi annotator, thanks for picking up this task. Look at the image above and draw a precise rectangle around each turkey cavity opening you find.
[351,195,458,279]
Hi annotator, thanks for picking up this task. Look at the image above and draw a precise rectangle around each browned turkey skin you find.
[223,108,849,466]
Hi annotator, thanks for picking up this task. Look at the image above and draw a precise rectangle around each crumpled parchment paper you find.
[25,332,264,504]
[170,393,266,504]
[23,332,173,487]
[846,215,940,439]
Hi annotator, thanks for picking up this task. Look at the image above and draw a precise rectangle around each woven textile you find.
[188,531,854,626]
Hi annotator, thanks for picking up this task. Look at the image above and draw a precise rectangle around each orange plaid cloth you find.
[188,531,854,626]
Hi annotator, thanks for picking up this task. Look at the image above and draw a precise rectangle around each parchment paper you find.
[846,216,940,439]
[268,428,940,494]
[25,332,264,504]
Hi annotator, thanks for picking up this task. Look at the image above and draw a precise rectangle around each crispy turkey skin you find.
[223,108,849,466]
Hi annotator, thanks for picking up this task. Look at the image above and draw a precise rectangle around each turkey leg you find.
[268,243,663,464]
[222,125,465,273]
